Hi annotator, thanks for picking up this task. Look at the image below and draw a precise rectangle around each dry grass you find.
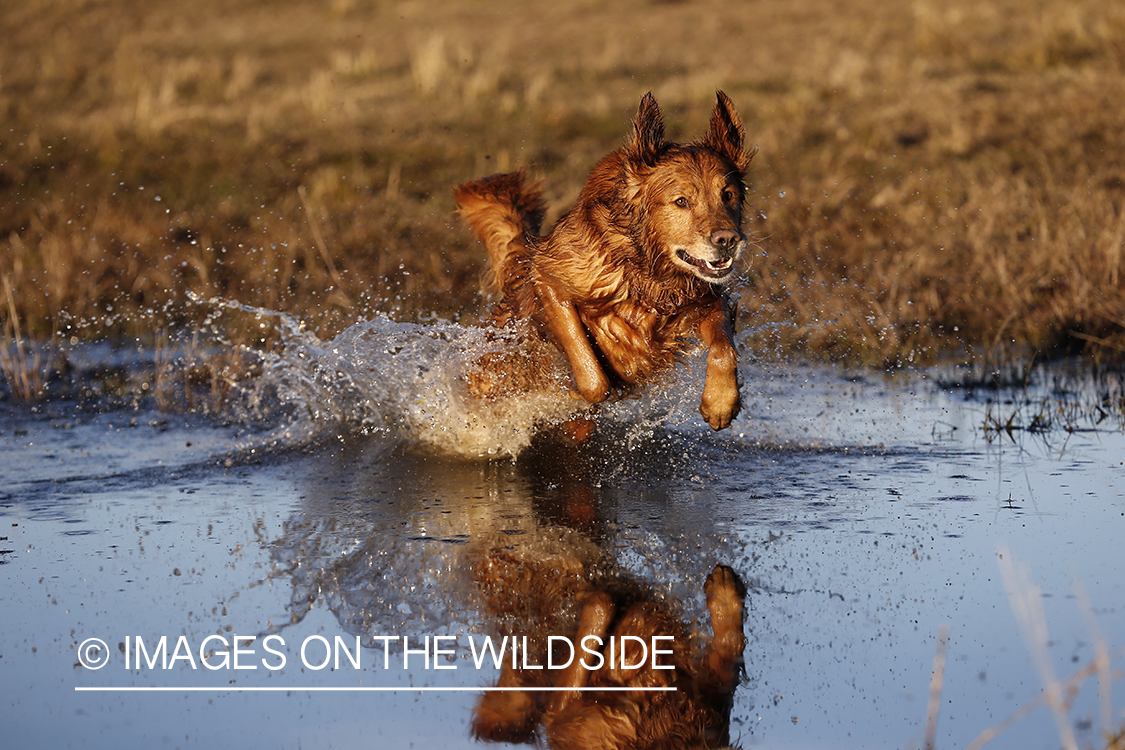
[2,0,1125,383]
[1,273,53,399]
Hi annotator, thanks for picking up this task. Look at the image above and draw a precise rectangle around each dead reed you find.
[0,273,52,400]
[971,360,1125,439]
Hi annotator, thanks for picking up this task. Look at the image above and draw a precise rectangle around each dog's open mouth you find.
[677,250,735,279]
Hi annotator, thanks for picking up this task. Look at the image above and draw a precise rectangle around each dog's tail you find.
[454,171,546,295]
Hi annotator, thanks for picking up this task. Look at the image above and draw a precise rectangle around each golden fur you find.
[470,555,748,750]
[455,91,755,430]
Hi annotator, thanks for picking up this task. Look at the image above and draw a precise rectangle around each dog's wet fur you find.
[470,545,748,750]
[455,91,755,430]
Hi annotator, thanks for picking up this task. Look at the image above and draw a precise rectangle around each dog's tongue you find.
[704,257,733,274]
[679,249,733,278]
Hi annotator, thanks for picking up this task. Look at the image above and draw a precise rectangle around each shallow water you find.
[2,320,1123,749]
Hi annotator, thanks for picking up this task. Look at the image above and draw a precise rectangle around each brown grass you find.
[1,273,52,399]
[2,0,1125,378]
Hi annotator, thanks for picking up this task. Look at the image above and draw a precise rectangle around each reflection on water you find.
[1,324,1123,749]
[248,433,751,748]
[267,434,737,651]
[287,439,750,748]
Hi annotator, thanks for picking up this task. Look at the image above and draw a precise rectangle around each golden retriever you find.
[455,91,755,430]
[470,555,748,750]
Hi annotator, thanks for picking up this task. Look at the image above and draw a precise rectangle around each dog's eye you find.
[674,197,689,208]
[722,188,737,204]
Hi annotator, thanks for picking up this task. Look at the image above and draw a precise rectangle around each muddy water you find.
[1,322,1123,749]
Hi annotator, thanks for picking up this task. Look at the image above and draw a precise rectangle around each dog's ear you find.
[628,92,666,166]
[700,91,754,172]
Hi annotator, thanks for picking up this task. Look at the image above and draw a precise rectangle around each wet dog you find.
[470,553,748,750]
[455,91,755,430]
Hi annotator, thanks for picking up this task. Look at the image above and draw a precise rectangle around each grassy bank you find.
[2,0,1125,371]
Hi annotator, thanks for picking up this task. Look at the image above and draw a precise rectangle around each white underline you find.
[75,686,676,693]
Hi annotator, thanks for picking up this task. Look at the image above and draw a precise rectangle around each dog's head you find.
[622,91,756,284]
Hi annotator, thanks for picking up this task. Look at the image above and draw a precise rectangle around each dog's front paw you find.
[705,564,747,604]
[575,378,610,404]
[700,377,740,430]
[705,565,747,664]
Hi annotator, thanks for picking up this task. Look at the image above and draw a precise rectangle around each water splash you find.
[195,295,586,458]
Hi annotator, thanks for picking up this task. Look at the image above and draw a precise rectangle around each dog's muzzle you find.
[676,229,744,280]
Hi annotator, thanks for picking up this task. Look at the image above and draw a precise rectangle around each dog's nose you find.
[710,229,741,251]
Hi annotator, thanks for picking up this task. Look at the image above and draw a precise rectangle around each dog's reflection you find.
[469,526,746,750]
[272,436,747,748]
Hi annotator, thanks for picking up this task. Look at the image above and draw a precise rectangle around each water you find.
[1,314,1123,750]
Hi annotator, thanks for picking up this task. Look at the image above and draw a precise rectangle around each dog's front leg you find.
[545,592,615,717]
[537,283,611,403]
[698,299,740,430]
[703,564,747,688]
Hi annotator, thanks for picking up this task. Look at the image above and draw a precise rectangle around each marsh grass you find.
[982,389,1125,439]
[0,273,55,400]
[966,360,1125,438]
[2,0,1125,380]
